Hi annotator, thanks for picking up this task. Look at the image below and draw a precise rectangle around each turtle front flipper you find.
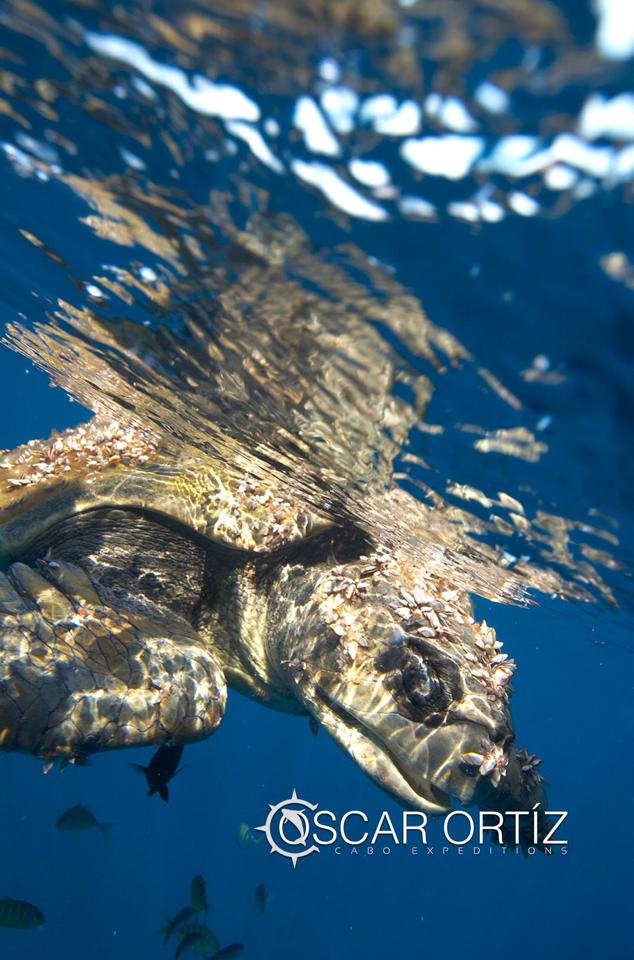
[0,558,226,763]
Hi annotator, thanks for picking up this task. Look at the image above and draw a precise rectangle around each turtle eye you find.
[375,635,459,725]
[401,658,431,700]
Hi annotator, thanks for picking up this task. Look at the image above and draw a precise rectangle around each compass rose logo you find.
[255,789,319,867]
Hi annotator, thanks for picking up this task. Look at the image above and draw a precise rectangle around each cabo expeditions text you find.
[310,806,568,849]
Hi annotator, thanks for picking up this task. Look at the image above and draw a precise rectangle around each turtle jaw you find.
[301,679,550,845]
[305,682,513,816]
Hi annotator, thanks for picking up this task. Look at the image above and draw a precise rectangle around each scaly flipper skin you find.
[0,557,226,762]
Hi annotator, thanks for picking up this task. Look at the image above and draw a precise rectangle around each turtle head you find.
[276,545,542,818]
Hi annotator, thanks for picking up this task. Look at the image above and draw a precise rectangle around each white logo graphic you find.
[255,789,319,867]
[256,791,569,866]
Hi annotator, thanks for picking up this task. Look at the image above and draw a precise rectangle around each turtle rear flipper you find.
[0,558,226,762]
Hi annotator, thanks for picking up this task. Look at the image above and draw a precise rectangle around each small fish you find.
[209,944,244,960]
[308,716,319,737]
[55,804,113,838]
[236,823,262,849]
[0,897,45,929]
[190,874,208,914]
[176,922,219,955]
[130,743,184,802]
[163,906,198,945]
[255,883,267,913]
[175,929,202,959]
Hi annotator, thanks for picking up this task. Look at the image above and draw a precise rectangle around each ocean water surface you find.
[0,1,632,958]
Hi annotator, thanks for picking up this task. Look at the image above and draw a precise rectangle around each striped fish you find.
[0,897,45,929]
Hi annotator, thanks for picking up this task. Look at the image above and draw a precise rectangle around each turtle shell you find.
[0,418,330,562]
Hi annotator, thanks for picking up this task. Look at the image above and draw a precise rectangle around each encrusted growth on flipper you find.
[0,558,225,760]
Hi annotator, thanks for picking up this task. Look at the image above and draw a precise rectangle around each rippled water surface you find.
[0,2,632,958]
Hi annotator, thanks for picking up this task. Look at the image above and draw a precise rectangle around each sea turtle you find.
[0,415,544,829]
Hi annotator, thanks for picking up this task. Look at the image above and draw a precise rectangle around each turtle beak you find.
[309,679,514,813]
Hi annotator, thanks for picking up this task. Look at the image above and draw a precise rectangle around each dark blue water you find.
[0,2,632,958]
